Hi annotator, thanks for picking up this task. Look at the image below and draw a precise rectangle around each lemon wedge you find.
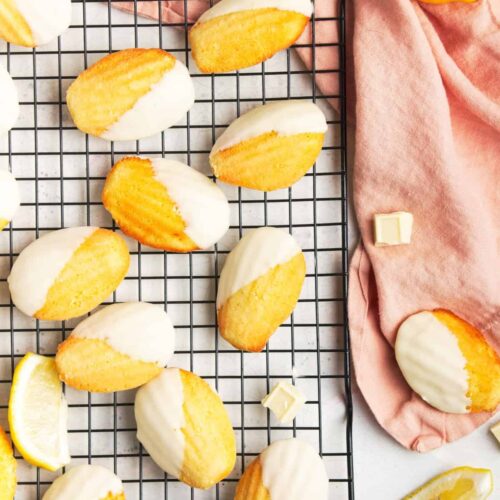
[8,353,70,471]
[0,425,16,500]
[404,466,493,499]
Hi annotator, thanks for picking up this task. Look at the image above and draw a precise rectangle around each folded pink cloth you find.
[350,0,500,452]
[114,0,500,452]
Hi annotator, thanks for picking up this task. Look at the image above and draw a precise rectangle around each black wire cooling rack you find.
[0,0,353,498]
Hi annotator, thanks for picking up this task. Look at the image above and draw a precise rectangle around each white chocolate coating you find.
[135,368,185,478]
[395,311,471,414]
[150,158,230,249]
[0,64,19,136]
[260,439,328,500]
[71,302,175,366]
[211,100,327,154]
[13,0,71,46]
[198,0,313,23]
[42,464,123,500]
[8,226,97,317]
[101,60,195,141]
[0,169,20,223]
[216,227,302,309]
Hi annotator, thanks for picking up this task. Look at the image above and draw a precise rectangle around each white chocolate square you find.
[374,211,413,247]
[490,421,500,444]
[261,381,306,424]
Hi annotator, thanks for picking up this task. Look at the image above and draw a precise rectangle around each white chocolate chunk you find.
[262,381,306,423]
[490,421,500,445]
[374,211,413,247]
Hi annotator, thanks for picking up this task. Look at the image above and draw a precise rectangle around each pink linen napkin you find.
[350,0,500,452]
[113,0,500,452]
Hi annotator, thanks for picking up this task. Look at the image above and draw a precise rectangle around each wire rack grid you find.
[0,0,353,498]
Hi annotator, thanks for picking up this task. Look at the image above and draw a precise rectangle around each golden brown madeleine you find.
[8,227,130,321]
[135,368,236,489]
[0,425,16,500]
[190,0,313,73]
[217,227,306,352]
[0,0,71,48]
[0,169,20,231]
[235,439,328,500]
[42,464,125,500]
[56,302,175,392]
[396,309,500,413]
[102,157,230,252]
[210,100,327,191]
[66,48,194,141]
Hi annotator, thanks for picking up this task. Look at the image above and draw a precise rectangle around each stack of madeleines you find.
[2,0,499,498]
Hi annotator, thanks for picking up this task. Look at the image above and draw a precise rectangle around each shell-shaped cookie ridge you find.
[8,227,130,320]
[135,367,236,489]
[67,49,194,141]
[190,6,311,73]
[103,156,229,251]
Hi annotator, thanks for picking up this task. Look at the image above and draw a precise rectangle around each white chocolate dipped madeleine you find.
[56,302,175,392]
[42,464,124,500]
[395,309,500,414]
[210,100,327,191]
[66,48,194,141]
[0,169,20,231]
[135,367,236,489]
[217,227,306,352]
[0,0,71,48]
[0,64,19,137]
[235,438,328,500]
[8,227,130,321]
[190,0,313,73]
[102,157,230,252]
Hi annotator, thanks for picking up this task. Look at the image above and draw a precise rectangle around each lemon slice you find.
[404,466,493,499]
[8,353,70,471]
[0,425,16,500]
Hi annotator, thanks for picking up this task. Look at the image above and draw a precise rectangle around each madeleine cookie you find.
[190,0,313,73]
[217,227,306,352]
[43,465,124,500]
[0,169,20,231]
[0,425,16,500]
[235,438,328,500]
[0,65,19,136]
[0,0,71,47]
[102,157,230,252]
[67,48,194,141]
[210,101,327,191]
[396,309,500,413]
[8,227,130,321]
[56,302,175,392]
[135,367,236,489]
